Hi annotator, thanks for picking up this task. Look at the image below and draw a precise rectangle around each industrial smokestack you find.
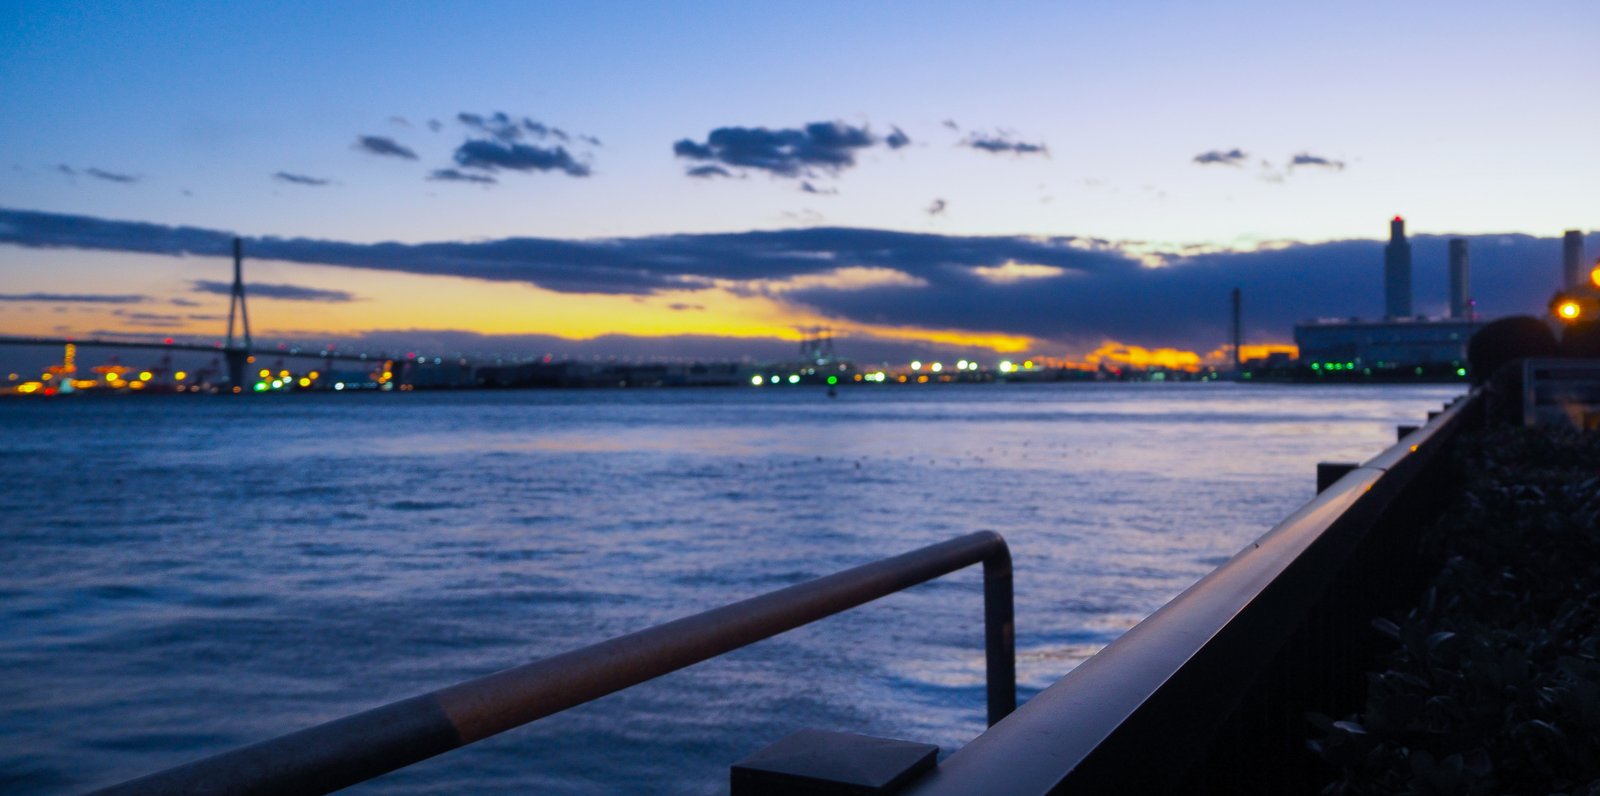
[1384,216,1413,318]
[1448,238,1470,319]
[1231,287,1241,371]
[1563,230,1584,290]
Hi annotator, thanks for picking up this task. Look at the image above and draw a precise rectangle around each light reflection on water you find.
[0,382,1461,794]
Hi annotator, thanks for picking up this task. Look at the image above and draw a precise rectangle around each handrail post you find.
[983,544,1016,725]
[91,531,1016,795]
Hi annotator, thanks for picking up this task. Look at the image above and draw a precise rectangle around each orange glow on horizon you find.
[0,257,1043,355]
[1078,342,1203,372]
[2,253,1290,364]
[1201,343,1300,363]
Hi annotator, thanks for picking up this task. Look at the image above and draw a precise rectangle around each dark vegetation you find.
[1467,317,1559,386]
[1314,426,1600,795]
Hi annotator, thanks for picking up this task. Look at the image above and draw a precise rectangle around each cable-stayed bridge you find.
[0,238,422,392]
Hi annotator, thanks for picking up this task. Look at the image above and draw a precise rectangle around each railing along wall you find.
[906,390,1480,795]
[90,532,1013,795]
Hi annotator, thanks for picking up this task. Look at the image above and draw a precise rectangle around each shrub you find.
[1314,427,1600,795]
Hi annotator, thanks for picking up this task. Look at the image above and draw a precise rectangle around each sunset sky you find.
[2,0,1596,366]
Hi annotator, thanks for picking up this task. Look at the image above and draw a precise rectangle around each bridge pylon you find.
[224,237,253,392]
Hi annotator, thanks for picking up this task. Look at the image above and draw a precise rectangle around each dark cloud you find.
[88,168,139,183]
[799,181,837,195]
[523,119,569,142]
[459,112,527,142]
[169,297,203,307]
[457,112,584,145]
[259,328,946,366]
[1289,152,1346,171]
[389,116,411,128]
[356,135,419,160]
[114,310,184,322]
[674,140,714,159]
[66,167,140,183]
[686,165,733,179]
[80,327,173,336]
[273,172,332,187]
[926,199,947,216]
[445,111,595,178]
[963,133,1048,156]
[452,140,589,176]
[427,119,443,133]
[428,168,497,185]
[457,112,517,142]
[1,207,1577,350]
[191,280,358,303]
[672,121,894,178]
[885,127,911,149]
[942,120,960,131]
[0,292,148,304]
[1193,149,1248,166]
[667,303,705,312]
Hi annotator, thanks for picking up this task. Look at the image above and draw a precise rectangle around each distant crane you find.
[798,327,836,365]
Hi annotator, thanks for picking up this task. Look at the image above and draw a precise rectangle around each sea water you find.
[0,382,1462,793]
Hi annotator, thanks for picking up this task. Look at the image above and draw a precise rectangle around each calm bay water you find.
[0,382,1462,793]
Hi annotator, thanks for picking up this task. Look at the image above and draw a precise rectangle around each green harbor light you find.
[827,376,837,385]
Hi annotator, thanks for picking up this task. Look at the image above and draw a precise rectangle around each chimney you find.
[1384,216,1413,318]
[1231,287,1242,371]
[1563,230,1584,290]
[1448,238,1470,319]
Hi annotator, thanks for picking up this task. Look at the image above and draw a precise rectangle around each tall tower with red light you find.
[1384,215,1413,319]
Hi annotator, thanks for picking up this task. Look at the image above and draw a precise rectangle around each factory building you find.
[1295,216,1474,376]
[1294,317,1475,373]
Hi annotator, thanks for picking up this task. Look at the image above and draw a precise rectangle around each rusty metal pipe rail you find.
[93,531,1014,795]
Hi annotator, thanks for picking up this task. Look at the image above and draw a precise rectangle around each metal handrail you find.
[92,531,1013,795]
[905,393,1478,795]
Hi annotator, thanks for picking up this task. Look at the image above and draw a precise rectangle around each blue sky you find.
[1,0,1596,363]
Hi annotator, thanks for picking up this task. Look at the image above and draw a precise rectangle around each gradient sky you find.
[2,0,1596,365]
